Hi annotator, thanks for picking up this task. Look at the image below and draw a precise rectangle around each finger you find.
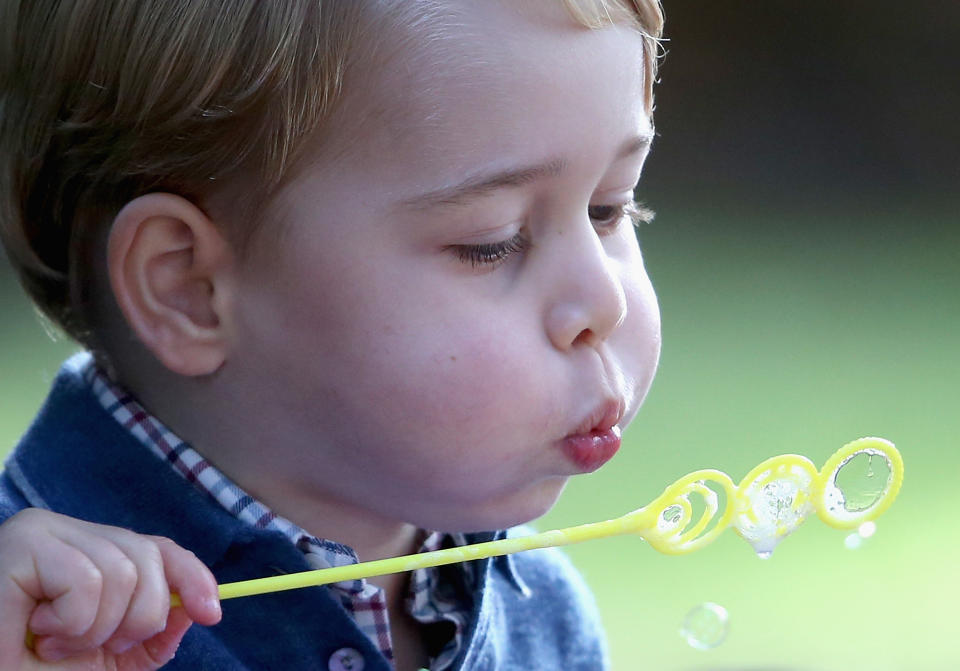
[95,533,170,655]
[116,607,195,670]
[15,538,107,664]
[151,537,221,626]
[26,542,103,638]
[33,529,141,657]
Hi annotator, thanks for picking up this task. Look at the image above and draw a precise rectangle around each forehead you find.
[296,0,650,194]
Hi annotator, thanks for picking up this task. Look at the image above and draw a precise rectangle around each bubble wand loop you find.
[171,436,903,607]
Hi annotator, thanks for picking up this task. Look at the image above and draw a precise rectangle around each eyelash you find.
[450,200,655,268]
[450,234,530,268]
[589,200,655,229]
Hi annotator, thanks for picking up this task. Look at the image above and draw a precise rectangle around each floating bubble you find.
[679,602,729,650]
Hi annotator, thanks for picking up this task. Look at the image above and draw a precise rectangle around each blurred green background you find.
[2,1,957,669]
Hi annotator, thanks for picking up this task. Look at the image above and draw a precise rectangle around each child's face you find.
[226,1,661,532]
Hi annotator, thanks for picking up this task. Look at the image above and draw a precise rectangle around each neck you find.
[250,479,424,564]
[194,432,425,563]
[117,357,431,560]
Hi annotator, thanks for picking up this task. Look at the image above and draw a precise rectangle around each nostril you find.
[571,328,598,348]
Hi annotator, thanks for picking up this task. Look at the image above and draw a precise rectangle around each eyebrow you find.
[401,133,653,211]
[616,133,653,161]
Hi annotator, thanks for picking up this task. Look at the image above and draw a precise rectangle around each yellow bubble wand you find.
[169,436,902,607]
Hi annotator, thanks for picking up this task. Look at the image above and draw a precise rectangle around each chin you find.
[430,476,569,533]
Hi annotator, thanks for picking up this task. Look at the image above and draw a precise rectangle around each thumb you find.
[0,574,39,669]
[112,607,194,670]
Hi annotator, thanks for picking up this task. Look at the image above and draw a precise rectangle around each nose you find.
[544,226,627,351]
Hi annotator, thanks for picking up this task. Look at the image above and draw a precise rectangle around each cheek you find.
[619,267,662,399]
[353,315,551,443]
[327,313,558,506]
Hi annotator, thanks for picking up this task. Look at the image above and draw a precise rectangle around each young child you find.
[0,1,663,669]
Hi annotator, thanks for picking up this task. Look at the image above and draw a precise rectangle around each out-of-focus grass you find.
[0,273,79,446]
[2,207,957,669]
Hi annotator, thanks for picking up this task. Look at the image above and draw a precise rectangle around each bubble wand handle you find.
[170,468,737,606]
[168,436,902,607]
[170,516,635,607]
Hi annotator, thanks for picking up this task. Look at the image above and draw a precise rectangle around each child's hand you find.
[0,508,221,669]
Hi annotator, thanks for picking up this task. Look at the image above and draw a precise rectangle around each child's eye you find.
[588,200,655,230]
[448,232,530,268]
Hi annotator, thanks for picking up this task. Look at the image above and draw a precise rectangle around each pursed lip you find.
[557,399,625,472]
[568,399,624,438]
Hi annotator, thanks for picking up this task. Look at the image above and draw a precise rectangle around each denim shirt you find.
[1,361,610,670]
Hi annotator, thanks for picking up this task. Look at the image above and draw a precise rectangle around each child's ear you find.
[107,193,235,376]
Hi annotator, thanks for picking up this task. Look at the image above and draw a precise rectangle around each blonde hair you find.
[0,0,663,348]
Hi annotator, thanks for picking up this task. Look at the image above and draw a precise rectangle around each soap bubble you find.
[679,602,729,650]
[735,460,816,558]
[832,450,892,513]
[658,504,684,531]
